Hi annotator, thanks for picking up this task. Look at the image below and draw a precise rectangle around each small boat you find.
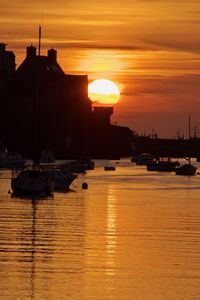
[77,157,95,170]
[147,157,180,172]
[48,166,77,192]
[131,153,154,165]
[175,115,197,176]
[0,151,27,169]
[11,164,55,197]
[65,157,95,173]
[65,160,86,173]
[175,163,197,176]
[104,166,116,171]
[40,147,55,163]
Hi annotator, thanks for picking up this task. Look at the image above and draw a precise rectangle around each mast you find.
[188,114,191,164]
[189,114,191,140]
[38,25,41,56]
[33,26,41,163]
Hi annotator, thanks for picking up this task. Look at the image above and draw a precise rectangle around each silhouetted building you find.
[0,43,133,158]
[0,43,16,79]
[92,106,113,126]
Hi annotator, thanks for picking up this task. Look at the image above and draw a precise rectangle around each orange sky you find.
[1,0,200,137]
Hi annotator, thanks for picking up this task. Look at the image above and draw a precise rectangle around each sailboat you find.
[0,145,27,169]
[175,115,197,176]
[11,164,55,197]
[47,165,77,192]
[11,26,55,197]
[147,157,180,172]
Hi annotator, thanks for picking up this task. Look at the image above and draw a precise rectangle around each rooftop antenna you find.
[38,25,41,56]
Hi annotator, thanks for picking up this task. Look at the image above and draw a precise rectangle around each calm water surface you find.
[0,159,200,300]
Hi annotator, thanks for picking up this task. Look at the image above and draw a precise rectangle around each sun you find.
[88,79,120,105]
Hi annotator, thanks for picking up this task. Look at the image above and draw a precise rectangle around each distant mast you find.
[189,114,191,140]
[38,25,41,56]
[188,114,191,165]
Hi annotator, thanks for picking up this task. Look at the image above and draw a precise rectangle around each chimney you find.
[26,45,36,59]
[0,43,6,54]
[48,48,57,62]
[93,106,114,126]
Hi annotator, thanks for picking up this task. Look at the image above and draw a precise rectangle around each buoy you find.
[82,182,88,189]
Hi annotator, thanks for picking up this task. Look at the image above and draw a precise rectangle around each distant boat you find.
[40,148,55,164]
[66,158,95,173]
[46,165,77,192]
[77,157,95,170]
[175,115,197,176]
[104,166,116,171]
[0,151,27,169]
[131,153,154,165]
[11,164,55,197]
[175,163,197,176]
[147,157,180,172]
[40,147,78,191]
[0,144,27,169]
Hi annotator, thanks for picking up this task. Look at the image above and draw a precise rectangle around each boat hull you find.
[147,162,179,172]
[11,167,54,197]
[175,164,197,176]
[53,172,77,191]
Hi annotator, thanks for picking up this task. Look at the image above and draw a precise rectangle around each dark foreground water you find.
[0,159,200,300]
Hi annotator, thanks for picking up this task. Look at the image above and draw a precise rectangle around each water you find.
[1,159,200,300]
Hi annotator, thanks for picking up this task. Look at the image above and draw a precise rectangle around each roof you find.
[6,51,15,58]
[16,55,65,81]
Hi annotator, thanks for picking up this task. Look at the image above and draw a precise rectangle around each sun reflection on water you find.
[106,187,117,275]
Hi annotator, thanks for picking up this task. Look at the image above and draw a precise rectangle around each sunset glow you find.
[1,2,200,300]
[1,0,200,136]
[88,79,120,105]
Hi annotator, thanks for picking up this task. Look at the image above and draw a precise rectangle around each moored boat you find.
[104,166,116,171]
[147,157,180,172]
[65,157,95,173]
[76,157,95,170]
[40,147,55,164]
[175,115,197,176]
[48,166,77,192]
[0,151,27,169]
[175,163,197,176]
[11,164,55,197]
[131,153,154,165]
